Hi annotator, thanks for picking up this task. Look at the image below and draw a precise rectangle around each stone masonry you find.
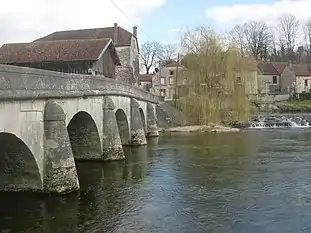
[0,64,160,194]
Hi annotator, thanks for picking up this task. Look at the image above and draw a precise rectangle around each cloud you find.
[168,28,181,33]
[206,0,311,29]
[0,0,166,44]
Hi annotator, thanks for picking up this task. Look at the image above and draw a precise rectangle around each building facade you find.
[257,62,287,94]
[139,74,152,91]
[281,63,311,94]
[32,23,139,85]
[152,61,187,101]
[0,39,120,78]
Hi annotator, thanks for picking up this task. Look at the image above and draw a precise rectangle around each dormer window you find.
[170,70,174,75]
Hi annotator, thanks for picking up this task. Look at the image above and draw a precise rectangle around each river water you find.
[2,129,311,232]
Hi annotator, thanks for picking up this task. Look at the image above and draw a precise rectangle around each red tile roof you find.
[34,27,133,47]
[139,74,153,82]
[271,62,287,74]
[0,39,117,64]
[261,62,287,75]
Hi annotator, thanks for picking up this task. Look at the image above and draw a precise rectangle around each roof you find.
[139,74,153,82]
[260,62,287,75]
[292,64,311,76]
[0,38,120,64]
[34,26,134,47]
[165,61,179,67]
[272,62,287,74]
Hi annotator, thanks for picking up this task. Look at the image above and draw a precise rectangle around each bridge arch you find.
[67,111,102,160]
[0,132,42,192]
[115,109,131,145]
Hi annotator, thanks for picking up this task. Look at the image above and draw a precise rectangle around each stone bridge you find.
[0,65,160,194]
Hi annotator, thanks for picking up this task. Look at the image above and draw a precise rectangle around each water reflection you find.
[2,130,311,232]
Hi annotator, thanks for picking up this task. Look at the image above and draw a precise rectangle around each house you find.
[33,23,139,85]
[257,62,287,94]
[281,63,311,94]
[139,74,152,91]
[0,38,120,78]
[152,61,187,101]
[293,64,311,93]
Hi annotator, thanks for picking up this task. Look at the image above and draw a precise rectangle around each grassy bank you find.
[276,100,311,112]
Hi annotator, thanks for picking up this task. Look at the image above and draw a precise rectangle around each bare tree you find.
[303,19,311,58]
[229,21,272,62]
[158,44,178,65]
[229,24,246,56]
[140,41,162,74]
[277,13,301,56]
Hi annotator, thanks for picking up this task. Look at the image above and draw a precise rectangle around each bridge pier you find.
[102,97,125,161]
[43,101,80,194]
[147,103,159,137]
[131,98,147,146]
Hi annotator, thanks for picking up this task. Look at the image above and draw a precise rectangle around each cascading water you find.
[248,115,310,129]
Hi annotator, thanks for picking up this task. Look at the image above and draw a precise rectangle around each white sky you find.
[206,0,311,29]
[0,0,166,44]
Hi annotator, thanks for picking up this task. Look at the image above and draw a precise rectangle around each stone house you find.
[281,63,311,94]
[33,23,140,85]
[138,74,152,91]
[257,62,287,94]
[0,38,120,78]
[152,61,187,101]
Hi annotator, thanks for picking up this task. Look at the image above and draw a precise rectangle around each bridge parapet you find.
[0,64,160,103]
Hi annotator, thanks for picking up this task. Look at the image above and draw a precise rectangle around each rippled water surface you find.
[2,129,311,232]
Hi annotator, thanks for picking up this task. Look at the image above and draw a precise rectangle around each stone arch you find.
[115,109,131,145]
[0,132,41,192]
[67,111,102,160]
[139,107,146,133]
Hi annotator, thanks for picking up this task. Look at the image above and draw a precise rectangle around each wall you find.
[280,66,295,94]
[13,61,95,75]
[296,76,311,93]
[92,47,115,79]
[0,64,160,103]
[130,36,140,85]
[139,81,151,91]
[115,47,136,85]
[257,74,280,94]
[243,71,258,95]
[152,66,186,101]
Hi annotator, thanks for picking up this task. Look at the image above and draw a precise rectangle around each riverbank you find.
[253,100,311,114]
[160,124,240,133]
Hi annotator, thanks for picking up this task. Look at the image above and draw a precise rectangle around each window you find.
[169,70,174,75]
[169,77,175,85]
[236,77,241,83]
[305,80,308,87]
[272,76,277,84]
[160,77,165,85]
[160,89,166,96]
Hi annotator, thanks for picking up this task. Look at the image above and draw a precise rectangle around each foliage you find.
[178,26,253,125]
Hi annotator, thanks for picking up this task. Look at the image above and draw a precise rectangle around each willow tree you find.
[178,26,253,125]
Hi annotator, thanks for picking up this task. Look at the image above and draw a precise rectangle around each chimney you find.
[113,23,118,44]
[133,25,137,37]
[288,60,292,68]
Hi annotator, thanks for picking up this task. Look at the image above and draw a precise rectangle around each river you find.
[1,129,311,232]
